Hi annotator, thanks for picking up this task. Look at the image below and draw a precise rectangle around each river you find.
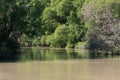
[0,48,120,80]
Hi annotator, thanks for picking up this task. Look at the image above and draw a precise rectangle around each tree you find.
[0,0,48,53]
[41,0,86,48]
[0,0,30,60]
[25,0,49,37]
[82,0,120,54]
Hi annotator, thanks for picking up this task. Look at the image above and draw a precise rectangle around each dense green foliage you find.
[41,0,86,48]
[0,0,27,54]
[0,0,120,58]
[20,0,87,48]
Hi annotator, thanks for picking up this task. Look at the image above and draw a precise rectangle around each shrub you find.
[75,42,87,49]
[54,25,69,48]
[40,35,47,46]
[66,42,74,48]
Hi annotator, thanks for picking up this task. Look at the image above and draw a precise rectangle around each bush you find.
[40,35,47,46]
[53,25,70,47]
[75,42,87,49]
[66,42,74,48]
[46,34,56,47]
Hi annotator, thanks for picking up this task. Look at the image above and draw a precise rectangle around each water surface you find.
[19,47,111,61]
[0,48,120,80]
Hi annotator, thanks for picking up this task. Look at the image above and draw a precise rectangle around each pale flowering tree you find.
[82,2,120,54]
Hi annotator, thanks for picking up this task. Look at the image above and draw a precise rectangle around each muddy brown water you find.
[0,58,120,80]
[0,48,120,80]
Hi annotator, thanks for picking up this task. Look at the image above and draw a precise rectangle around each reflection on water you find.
[0,48,120,80]
[20,47,88,61]
[19,47,118,61]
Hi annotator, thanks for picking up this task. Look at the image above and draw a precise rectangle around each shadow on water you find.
[88,51,120,59]
[18,47,119,61]
[0,47,119,62]
[0,49,21,62]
